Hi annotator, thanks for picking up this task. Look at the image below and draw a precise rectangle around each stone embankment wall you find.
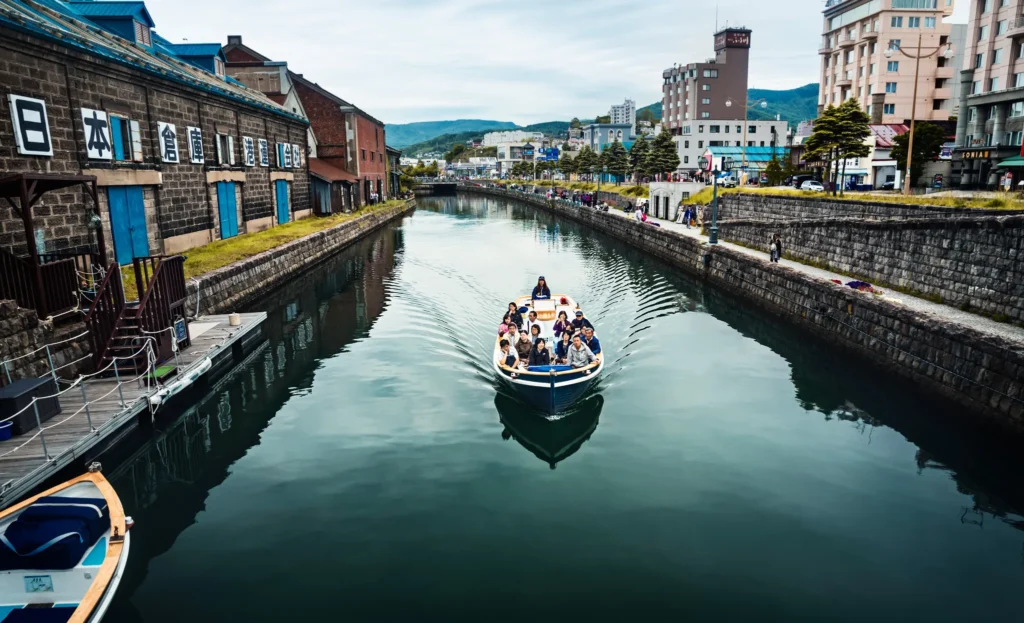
[186,200,415,315]
[0,302,91,384]
[460,185,1024,432]
[719,193,1024,222]
[718,216,1024,322]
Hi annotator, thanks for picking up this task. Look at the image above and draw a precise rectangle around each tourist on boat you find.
[552,310,572,338]
[582,326,602,356]
[497,339,519,368]
[507,302,523,327]
[528,338,551,367]
[524,310,541,336]
[499,314,511,337]
[566,334,597,369]
[516,330,533,362]
[554,330,573,363]
[530,323,542,344]
[572,310,594,333]
[531,276,551,300]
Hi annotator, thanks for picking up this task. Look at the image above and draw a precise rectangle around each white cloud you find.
[145,0,824,124]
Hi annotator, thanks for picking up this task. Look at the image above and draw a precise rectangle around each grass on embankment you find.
[122,200,408,299]
[687,186,1024,210]
[493,179,649,198]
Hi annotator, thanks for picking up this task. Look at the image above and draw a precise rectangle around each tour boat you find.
[496,393,604,467]
[0,465,131,623]
[493,294,603,415]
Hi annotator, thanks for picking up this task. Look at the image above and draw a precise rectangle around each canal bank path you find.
[616,208,1024,343]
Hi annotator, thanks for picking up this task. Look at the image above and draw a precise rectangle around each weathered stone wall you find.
[461,185,1024,432]
[186,201,415,315]
[0,302,90,385]
[718,216,1024,322]
[719,193,1024,222]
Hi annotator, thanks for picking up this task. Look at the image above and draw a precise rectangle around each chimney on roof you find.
[227,35,241,45]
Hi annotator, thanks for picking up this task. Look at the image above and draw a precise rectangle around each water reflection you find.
[496,393,603,469]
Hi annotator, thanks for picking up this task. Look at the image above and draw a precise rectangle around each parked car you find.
[719,175,738,188]
[791,174,815,188]
[800,180,825,192]
[879,181,895,190]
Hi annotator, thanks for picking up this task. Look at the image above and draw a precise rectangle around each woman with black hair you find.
[531,276,551,300]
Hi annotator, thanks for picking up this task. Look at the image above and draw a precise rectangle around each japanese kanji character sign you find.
[81,108,111,160]
[158,122,179,163]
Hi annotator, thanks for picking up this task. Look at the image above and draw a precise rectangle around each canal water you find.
[104,194,1024,622]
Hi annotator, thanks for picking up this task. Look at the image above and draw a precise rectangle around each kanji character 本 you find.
[82,109,111,159]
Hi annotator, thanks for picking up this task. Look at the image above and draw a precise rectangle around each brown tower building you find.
[662,28,752,135]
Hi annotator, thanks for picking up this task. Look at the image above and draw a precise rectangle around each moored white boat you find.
[0,465,131,623]
[493,294,603,415]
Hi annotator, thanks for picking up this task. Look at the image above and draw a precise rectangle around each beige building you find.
[819,0,957,123]
[954,0,1024,188]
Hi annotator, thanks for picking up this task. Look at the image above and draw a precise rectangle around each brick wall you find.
[462,185,1024,432]
[719,193,1024,222]
[0,301,90,385]
[717,216,1024,322]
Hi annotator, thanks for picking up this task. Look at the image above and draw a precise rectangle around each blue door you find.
[276,180,290,224]
[107,186,148,265]
[217,182,239,239]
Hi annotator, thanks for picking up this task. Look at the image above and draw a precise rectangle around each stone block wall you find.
[719,193,1024,222]
[0,301,91,385]
[186,200,415,316]
[717,216,1024,322]
[461,185,1024,432]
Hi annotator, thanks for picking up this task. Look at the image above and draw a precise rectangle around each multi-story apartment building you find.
[954,0,1024,188]
[675,120,785,171]
[661,28,752,134]
[482,130,544,147]
[609,99,637,135]
[818,0,956,123]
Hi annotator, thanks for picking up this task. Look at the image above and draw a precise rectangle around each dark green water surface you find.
[105,194,1024,622]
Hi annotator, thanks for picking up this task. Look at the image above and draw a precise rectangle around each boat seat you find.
[2,607,76,623]
[0,497,109,571]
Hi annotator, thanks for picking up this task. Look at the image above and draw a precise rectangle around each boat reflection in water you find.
[496,392,604,469]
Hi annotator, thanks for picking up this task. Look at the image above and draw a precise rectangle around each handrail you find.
[84,262,126,368]
[499,358,601,377]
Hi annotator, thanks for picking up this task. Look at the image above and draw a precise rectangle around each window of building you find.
[860,45,867,57]
[735,125,742,133]
[991,77,1000,91]
[870,63,876,74]
[701,112,710,119]
[702,84,711,91]
[760,141,766,147]
[885,82,897,93]
[888,60,899,72]
[1006,130,1023,146]
[908,17,920,28]
[133,20,151,46]
[1010,101,1024,117]
[984,133,993,146]
[858,67,864,77]
[215,134,234,166]
[749,125,757,133]
[988,105,998,119]
[825,76,830,86]
[867,104,873,115]
[108,115,143,162]
[933,99,945,110]
[925,17,936,28]
[698,125,705,132]
[701,97,710,104]
[698,140,704,148]
[867,84,873,95]
[709,125,721,133]
[1001,0,1009,7]
[747,141,756,147]
[883,103,896,115]
[997,20,1007,36]
[965,134,974,145]
[994,48,1003,65]
[1018,43,1024,59]
[684,156,689,164]
[709,140,724,147]
[979,25,989,41]
[725,125,730,133]
[891,16,903,27]
[684,140,690,148]
[1016,74,1024,88]
[976,53,985,68]
[870,42,877,54]
[981,0,990,11]
[972,81,981,94]
[361,149,366,160]
[845,50,854,64]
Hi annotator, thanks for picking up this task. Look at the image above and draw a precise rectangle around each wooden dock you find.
[0,312,266,509]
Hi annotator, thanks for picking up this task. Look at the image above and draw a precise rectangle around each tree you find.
[649,130,680,180]
[637,107,658,125]
[804,100,870,196]
[558,154,578,179]
[576,147,599,179]
[603,139,630,183]
[629,135,651,181]
[594,115,612,124]
[444,143,467,163]
[764,155,785,187]
[570,117,582,130]
[890,122,946,187]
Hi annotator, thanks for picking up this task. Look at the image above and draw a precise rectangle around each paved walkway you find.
[609,208,1024,343]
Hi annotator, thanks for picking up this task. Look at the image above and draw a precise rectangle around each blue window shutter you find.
[110,116,124,161]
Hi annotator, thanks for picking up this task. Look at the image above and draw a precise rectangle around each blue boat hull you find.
[502,373,597,414]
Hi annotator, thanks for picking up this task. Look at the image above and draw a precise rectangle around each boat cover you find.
[0,497,109,571]
[2,607,76,623]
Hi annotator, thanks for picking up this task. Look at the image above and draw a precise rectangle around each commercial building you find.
[0,0,309,272]
[953,0,1024,188]
[583,123,634,154]
[661,27,752,134]
[224,36,388,210]
[482,130,543,147]
[675,120,785,171]
[818,0,956,123]
[609,98,636,135]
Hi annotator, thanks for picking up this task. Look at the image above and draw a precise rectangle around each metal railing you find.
[0,248,82,320]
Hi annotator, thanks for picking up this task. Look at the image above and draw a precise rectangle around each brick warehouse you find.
[0,0,310,267]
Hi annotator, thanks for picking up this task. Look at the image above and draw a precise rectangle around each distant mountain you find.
[637,83,819,127]
[386,119,517,148]
[402,130,492,157]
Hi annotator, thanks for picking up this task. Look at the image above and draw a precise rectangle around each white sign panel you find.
[243,136,256,167]
[8,95,52,156]
[187,126,204,164]
[291,144,301,168]
[258,138,270,167]
[279,143,291,168]
[158,122,179,163]
[81,108,112,160]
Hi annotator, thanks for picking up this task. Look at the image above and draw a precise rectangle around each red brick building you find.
[224,37,388,211]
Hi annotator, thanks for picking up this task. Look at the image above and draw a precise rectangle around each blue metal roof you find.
[67,1,154,27]
[704,146,788,163]
[166,43,221,58]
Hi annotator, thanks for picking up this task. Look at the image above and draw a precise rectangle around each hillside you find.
[386,119,517,148]
[402,130,490,156]
[638,84,819,127]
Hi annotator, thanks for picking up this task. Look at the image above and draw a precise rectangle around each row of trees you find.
[502,131,680,184]
[805,98,947,194]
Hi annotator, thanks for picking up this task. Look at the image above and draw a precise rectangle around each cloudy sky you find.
[146,0,969,126]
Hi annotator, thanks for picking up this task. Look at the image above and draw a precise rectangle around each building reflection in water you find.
[496,393,604,469]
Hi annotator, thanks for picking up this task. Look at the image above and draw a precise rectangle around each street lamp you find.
[726,97,769,177]
[884,36,954,195]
